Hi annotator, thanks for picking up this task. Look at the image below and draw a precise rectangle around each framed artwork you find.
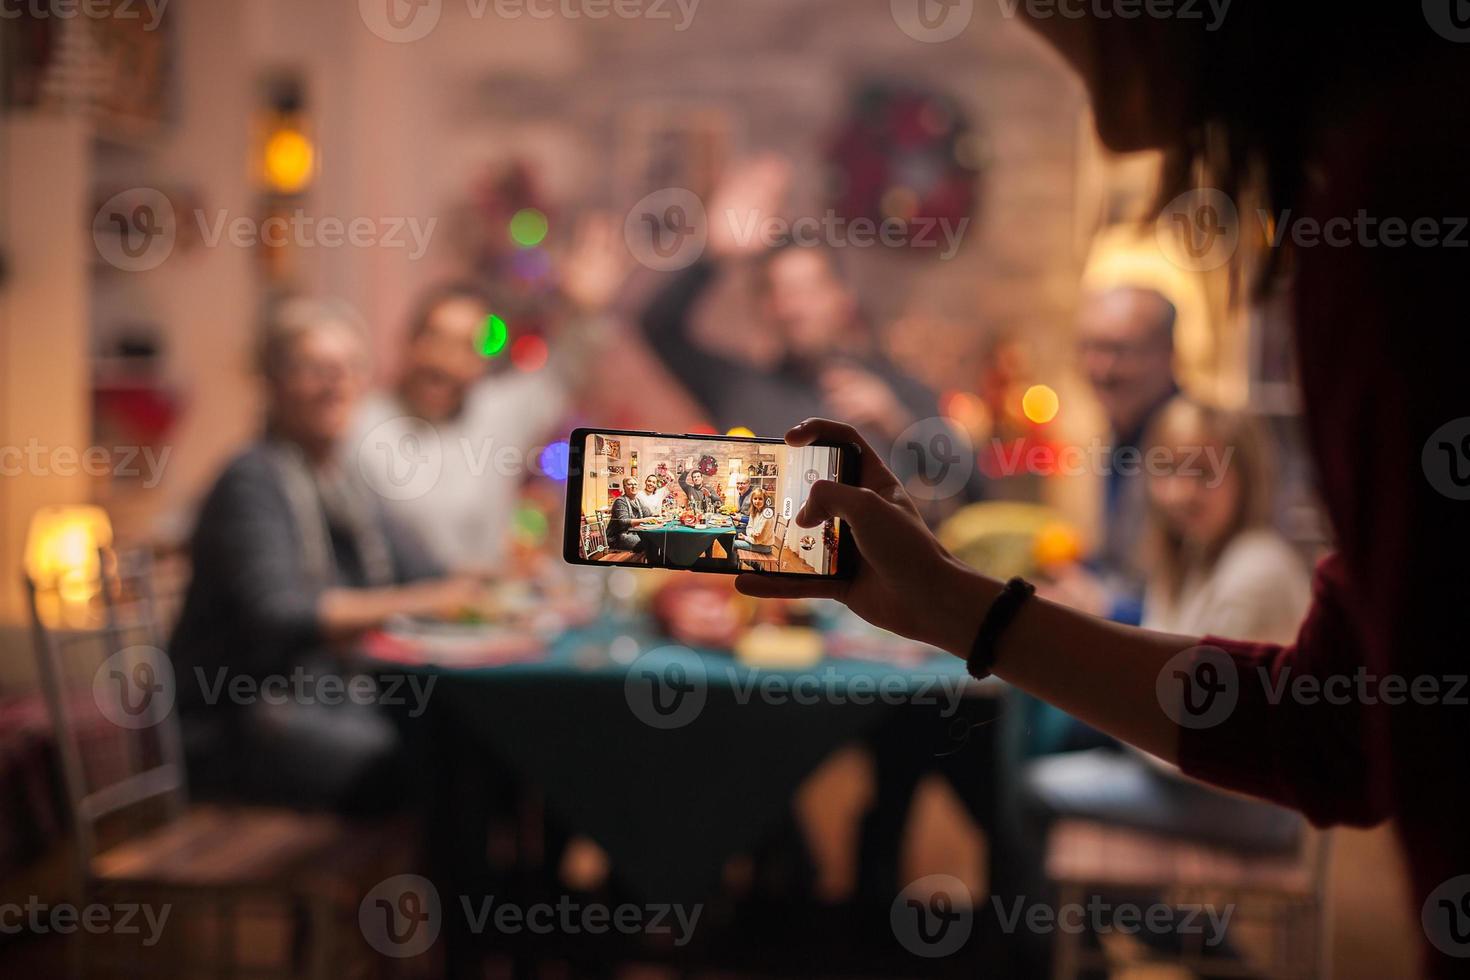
[1,4,173,139]
[90,0,173,141]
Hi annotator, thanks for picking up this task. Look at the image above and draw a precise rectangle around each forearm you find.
[316,580,457,642]
[639,261,739,390]
[938,566,1196,763]
[641,260,717,345]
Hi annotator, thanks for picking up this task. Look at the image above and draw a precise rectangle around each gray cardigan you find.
[168,443,441,712]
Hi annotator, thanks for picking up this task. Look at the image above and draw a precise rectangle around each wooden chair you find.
[27,547,400,978]
[1046,817,1332,979]
[738,516,788,572]
[580,515,607,561]
[591,512,643,565]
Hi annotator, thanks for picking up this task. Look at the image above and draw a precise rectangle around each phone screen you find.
[569,430,849,576]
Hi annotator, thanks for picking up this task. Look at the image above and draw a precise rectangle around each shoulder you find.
[466,371,562,415]
[1215,529,1304,579]
[1210,530,1310,602]
[353,390,407,429]
[209,444,280,495]
[193,443,289,525]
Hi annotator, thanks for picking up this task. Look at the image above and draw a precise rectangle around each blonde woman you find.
[736,488,776,559]
[1141,399,1310,644]
[1026,400,1309,851]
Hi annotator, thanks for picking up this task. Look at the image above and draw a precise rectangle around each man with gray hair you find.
[1071,285,1180,623]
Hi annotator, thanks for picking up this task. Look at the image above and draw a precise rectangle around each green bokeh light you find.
[509,208,549,248]
[513,506,549,544]
[477,314,509,358]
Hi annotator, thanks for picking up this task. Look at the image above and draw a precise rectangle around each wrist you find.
[931,561,1001,659]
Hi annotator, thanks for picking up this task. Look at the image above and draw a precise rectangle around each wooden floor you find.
[800,748,1420,979]
[0,753,1421,978]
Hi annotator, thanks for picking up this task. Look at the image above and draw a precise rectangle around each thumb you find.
[796,480,883,528]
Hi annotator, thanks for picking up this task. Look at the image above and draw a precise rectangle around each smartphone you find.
[563,427,860,578]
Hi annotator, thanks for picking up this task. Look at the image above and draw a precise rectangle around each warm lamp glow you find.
[263,128,315,194]
[25,506,114,601]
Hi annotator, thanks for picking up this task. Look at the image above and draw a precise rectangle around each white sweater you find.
[1142,528,1312,645]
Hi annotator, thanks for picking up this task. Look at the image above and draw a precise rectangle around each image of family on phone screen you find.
[575,433,842,574]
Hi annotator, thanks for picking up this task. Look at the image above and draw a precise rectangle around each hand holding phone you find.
[733,419,991,656]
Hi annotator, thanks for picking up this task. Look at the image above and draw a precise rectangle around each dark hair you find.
[753,236,849,292]
[406,280,492,339]
[1149,8,1440,289]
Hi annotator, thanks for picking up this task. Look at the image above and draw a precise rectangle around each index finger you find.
[784,418,902,494]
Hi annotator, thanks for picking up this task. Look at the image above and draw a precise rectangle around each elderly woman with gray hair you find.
[168,298,483,814]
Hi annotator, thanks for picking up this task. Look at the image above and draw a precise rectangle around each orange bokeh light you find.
[1021,384,1060,425]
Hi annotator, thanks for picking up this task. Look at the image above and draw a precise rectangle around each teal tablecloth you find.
[401,618,989,903]
[645,522,738,567]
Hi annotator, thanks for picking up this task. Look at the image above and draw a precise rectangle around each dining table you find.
[643,520,739,568]
[359,599,1006,971]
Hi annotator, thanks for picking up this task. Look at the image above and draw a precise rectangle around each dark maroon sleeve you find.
[1176,554,1392,827]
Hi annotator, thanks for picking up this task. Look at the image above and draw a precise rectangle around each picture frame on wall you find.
[2,4,173,139]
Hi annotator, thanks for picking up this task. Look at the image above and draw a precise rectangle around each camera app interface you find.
[576,433,843,575]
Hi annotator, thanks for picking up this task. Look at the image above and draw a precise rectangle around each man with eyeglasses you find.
[1066,285,1181,624]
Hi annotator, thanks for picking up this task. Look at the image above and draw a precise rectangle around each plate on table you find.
[368,615,547,668]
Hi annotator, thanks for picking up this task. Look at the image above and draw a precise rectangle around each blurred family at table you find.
[168,213,631,811]
[165,149,1314,966]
